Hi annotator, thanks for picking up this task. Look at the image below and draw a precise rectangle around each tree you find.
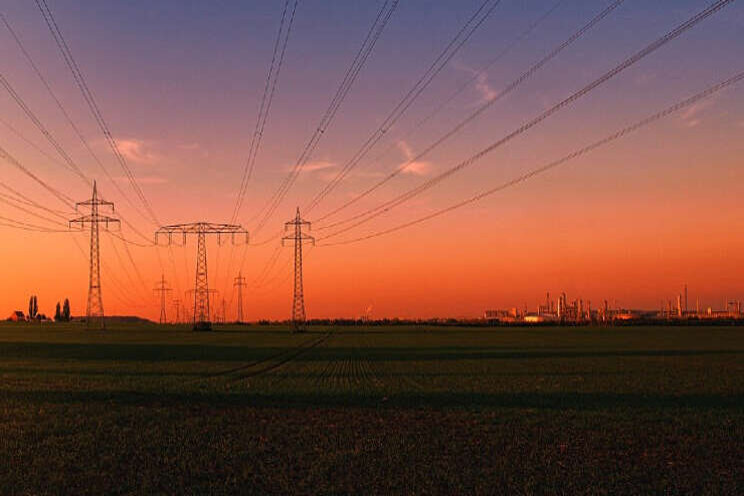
[63,299,71,321]
[55,302,62,321]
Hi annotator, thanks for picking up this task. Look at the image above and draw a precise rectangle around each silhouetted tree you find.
[63,299,71,321]
[55,302,62,321]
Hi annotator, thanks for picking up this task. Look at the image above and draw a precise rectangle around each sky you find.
[1,0,743,321]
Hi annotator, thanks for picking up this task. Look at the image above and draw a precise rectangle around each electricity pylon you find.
[282,207,314,332]
[173,298,182,324]
[157,223,248,331]
[234,271,247,323]
[70,181,119,330]
[153,274,172,324]
[185,288,218,326]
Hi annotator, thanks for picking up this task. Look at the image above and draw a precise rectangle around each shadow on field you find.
[1,389,741,411]
[0,342,741,362]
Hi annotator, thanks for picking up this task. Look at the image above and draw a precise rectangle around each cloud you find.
[474,72,497,102]
[115,138,160,165]
[291,160,337,181]
[453,61,498,104]
[301,160,336,172]
[397,140,431,176]
[680,97,717,128]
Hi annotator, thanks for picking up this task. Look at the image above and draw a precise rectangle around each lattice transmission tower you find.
[234,271,247,323]
[153,274,172,324]
[282,208,314,332]
[70,181,119,330]
[185,288,218,326]
[172,298,182,324]
[157,223,248,330]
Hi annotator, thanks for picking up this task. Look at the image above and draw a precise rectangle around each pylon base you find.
[193,321,212,331]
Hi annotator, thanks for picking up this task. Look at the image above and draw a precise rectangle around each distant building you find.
[484,309,519,322]
[7,311,25,322]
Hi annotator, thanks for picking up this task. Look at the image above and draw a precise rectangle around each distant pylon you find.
[221,297,226,324]
[70,181,119,330]
[234,271,247,323]
[173,298,182,324]
[156,223,248,331]
[282,207,314,332]
[153,274,172,324]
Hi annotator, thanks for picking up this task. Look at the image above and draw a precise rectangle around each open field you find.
[0,323,742,494]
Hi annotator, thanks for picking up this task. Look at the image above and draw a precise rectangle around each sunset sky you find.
[1,0,743,321]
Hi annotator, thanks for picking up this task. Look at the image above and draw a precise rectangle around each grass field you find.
[0,322,741,494]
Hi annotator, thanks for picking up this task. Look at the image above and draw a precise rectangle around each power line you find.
[106,232,152,305]
[304,0,503,213]
[225,0,400,293]
[313,0,625,224]
[317,0,733,241]
[35,0,161,226]
[0,142,75,207]
[2,12,156,226]
[318,70,744,246]
[0,180,71,219]
[250,0,400,236]
[0,213,68,232]
[0,75,154,246]
[0,72,89,183]
[0,194,69,228]
[231,0,298,223]
[315,0,563,211]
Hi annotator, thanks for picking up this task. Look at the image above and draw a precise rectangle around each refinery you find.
[484,285,743,324]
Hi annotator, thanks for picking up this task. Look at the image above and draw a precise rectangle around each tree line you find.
[24,295,71,322]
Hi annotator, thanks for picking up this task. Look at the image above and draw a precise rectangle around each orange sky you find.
[1,1,743,321]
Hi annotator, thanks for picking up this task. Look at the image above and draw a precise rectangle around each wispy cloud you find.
[474,72,497,102]
[453,61,498,104]
[301,160,336,172]
[291,160,338,182]
[397,140,431,176]
[680,96,717,128]
[115,138,160,165]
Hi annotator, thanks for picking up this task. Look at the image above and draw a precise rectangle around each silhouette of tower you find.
[282,207,314,331]
[173,298,181,324]
[153,274,172,324]
[157,223,248,331]
[70,181,119,329]
[234,271,247,323]
[194,230,209,327]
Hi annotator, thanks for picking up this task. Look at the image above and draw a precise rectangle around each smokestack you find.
[677,294,682,317]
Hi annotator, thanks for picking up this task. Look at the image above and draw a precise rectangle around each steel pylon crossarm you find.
[156,222,248,331]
